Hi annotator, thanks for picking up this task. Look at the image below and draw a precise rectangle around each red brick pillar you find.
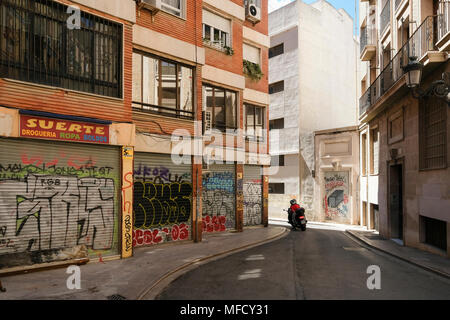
[236,164,244,232]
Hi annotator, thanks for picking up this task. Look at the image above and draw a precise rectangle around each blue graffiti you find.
[203,172,234,193]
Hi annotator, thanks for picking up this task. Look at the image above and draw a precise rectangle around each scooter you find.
[285,207,307,231]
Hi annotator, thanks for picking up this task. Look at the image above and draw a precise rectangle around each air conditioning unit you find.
[203,110,212,134]
[137,0,161,13]
[246,3,261,24]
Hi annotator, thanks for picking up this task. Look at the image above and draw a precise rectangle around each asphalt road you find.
[156,226,450,300]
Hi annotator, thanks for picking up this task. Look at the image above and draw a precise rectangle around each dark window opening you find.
[269,43,284,58]
[269,118,284,130]
[271,155,285,167]
[269,81,284,94]
[269,183,285,194]
[421,216,447,251]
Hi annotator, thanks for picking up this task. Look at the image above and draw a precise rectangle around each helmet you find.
[290,199,297,205]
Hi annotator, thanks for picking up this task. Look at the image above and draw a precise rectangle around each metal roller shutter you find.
[0,138,120,269]
[243,165,263,226]
[133,153,192,246]
[202,164,236,233]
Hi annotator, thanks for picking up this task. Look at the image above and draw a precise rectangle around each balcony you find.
[436,0,450,52]
[359,15,448,118]
[380,0,391,35]
[360,26,377,61]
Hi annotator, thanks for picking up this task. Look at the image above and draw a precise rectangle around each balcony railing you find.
[360,26,377,54]
[359,16,437,117]
[380,0,391,34]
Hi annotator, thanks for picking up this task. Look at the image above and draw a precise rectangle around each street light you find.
[402,56,450,101]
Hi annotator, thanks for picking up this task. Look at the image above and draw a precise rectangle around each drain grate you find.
[107,294,127,300]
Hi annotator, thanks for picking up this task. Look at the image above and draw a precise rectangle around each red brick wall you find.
[136,0,203,48]
[244,46,268,93]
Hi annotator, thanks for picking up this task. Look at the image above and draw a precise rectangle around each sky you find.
[268,0,359,35]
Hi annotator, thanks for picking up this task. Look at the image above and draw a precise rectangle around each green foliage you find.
[243,59,264,81]
[224,46,234,56]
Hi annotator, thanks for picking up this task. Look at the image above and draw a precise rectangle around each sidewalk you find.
[346,229,450,279]
[0,226,288,300]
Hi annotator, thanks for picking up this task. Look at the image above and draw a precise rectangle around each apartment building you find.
[0,0,270,271]
[268,0,359,224]
[358,0,450,257]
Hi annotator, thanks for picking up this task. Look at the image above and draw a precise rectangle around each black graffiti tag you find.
[133,181,192,229]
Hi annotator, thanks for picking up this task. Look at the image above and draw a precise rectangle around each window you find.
[0,0,122,98]
[245,104,265,141]
[243,43,261,65]
[361,133,367,176]
[203,84,237,132]
[269,44,284,58]
[269,183,285,194]
[269,81,284,94]
[269,118,284,130]
[271,155,285,167]
[370,127,379,175]
[133,51,194,119]
[202,10,231,50]
[161,0,184,18]
[421,216,447,251]
[419,96,447,170]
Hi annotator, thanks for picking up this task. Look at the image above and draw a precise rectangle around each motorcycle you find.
[285,207,307,231]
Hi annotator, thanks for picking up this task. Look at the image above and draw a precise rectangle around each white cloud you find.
[268,0,296,13]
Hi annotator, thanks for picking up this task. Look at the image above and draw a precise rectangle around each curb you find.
[136,227,289,300]
[345,230,450,280]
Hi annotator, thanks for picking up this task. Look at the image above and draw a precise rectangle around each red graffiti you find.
[325,181,344,190]
[122,171,133,214]
[21,153,96,169]
[202,215,226,233]
[133,224,189,247]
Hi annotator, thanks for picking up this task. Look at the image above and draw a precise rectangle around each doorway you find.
[389,164,403,242]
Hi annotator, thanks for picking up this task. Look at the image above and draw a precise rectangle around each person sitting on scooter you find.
[288,199,301,225]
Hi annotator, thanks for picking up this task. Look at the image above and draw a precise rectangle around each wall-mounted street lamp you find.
[402,56,450,102]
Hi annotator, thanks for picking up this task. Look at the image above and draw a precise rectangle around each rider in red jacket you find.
[288,199,301,225]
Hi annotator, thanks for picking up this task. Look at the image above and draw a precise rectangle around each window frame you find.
[132,50,195,120]
[202,23,230,50]
[419,96,448,171]
[245,103,266,142]
[203,84,238,132]
[161,0,185,19]
[269,81,284,94]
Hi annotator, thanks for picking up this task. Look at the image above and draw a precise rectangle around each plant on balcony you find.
[224,45,234,56]
[243,59,264,81]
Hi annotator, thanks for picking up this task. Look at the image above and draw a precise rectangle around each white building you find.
[268,0,360,223]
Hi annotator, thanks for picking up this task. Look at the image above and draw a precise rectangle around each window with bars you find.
[0,0,122,98]
[132,51,194,119]
[245,103,265,141]
[419,96,447,170]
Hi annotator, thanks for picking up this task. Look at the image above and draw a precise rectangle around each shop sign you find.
[20,114,109,144]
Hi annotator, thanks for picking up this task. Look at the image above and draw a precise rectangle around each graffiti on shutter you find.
[202,165,235,233]
[133,154,192,246]
[0,139,120,269]
[243,166,263,226]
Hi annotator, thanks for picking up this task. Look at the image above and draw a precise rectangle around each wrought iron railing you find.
[0,0,123,98]
[438,0,450,43]
[359,16,437,117]
[380,0,391,34]
[132,102,194,120]
[360,25,377,54]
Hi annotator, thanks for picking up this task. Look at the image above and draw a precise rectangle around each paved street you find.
[156,225,450,300]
